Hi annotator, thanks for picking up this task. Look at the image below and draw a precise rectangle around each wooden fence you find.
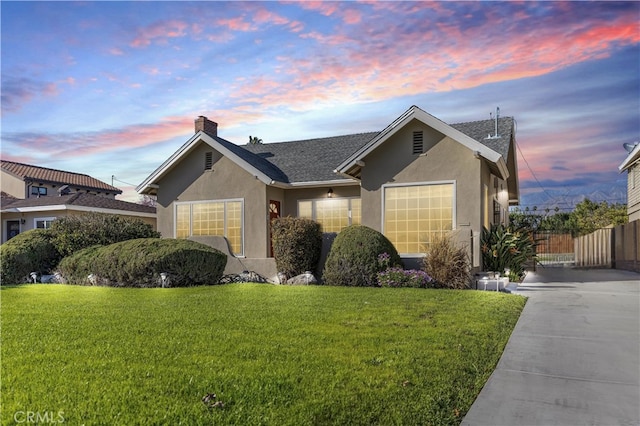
[534,232,574,266]
[613,220,640,272]
[574,220,640,272]
[574,228,613,268]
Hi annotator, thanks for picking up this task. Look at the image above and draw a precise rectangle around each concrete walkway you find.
[462,267,640,426]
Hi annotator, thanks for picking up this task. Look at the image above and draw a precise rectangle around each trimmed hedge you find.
[322,225,402,286]
[50,213,160,257]
[271,217,322,279]
[57,238,227,287]
[0,229,60,285]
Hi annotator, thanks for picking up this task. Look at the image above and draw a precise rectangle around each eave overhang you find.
[619,143,640,172]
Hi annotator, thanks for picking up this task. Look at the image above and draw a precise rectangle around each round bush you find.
[57,238,227,287]
[271,217,322,279]
[0,229,60,285]
[50,212,160,257]
[322,225,402,286]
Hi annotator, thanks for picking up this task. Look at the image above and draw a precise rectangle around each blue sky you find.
[1,1,638,208]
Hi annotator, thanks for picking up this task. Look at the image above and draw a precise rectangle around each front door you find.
[269,200,281,257]
[6,220,20,241]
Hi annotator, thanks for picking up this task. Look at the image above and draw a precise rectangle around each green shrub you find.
[481,224,537,281]
[50,213,160,257]
[57,238,227,287]
[322,225,402,286]
[271,217,323,279]
[423,233,471,289]
[0,229,60,285]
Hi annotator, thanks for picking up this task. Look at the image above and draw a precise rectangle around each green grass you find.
[1,284,525,425]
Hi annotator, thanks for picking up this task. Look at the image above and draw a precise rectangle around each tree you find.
[567,198,627,237]
[249,135,263,144]
[138,194,157,207]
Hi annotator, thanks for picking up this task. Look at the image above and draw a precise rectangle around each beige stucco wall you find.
[155,141,269,258]
[1,170,26,198]
[282,185,360,217]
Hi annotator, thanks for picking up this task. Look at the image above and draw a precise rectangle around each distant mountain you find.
[516,180,627,213]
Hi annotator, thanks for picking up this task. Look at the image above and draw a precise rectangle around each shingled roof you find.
[1,192,155,215]
[451,116,514,160]
[241,132,378,183]
[1,160,121,194]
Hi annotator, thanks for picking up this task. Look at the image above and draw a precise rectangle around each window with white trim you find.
[384,182,454,254]
[298,198,361,233]
[35,217,56,229]
[175,199,244,256]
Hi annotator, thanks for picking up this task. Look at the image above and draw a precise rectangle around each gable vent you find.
[204,152,213,171]
[412,131,424,154]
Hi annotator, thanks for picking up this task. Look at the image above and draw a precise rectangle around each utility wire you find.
[111,175,138,187]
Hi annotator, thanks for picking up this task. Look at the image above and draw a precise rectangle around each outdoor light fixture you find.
[327,188,334,198]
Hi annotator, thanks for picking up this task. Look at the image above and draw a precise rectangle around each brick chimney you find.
[195,116,218,136]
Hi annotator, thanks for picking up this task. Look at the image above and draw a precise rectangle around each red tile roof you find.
[1,160,121,194]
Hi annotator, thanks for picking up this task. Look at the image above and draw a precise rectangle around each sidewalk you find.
[462,267,640,426]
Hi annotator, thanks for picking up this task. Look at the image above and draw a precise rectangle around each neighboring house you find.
[1,160,121,199]
[137,106,519,270]
[1,161,156,243]
[619,142,640,221]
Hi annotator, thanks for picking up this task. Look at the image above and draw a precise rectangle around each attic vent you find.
[412,131,424,154]
[204,152,213,171]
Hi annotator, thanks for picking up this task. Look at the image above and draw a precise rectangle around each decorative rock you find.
[286,271,317,285]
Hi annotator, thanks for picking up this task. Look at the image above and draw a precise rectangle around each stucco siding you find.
[282,185,360,217]
[155,141,268,257]
[1,170,26,198]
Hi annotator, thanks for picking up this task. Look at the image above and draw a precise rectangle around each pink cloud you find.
[342,9,362,25]
[130,20,189,48]
[216,16,253,32]
[277,7,640,108]
[1,77,59,113]
[297,2,339,17]
[4,116,194,159]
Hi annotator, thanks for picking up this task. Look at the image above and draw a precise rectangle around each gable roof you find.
[138,106,515,194]
[1,160,121,194]
[335,105,510,180]
[1,192,155,216]
[619,142,640,172]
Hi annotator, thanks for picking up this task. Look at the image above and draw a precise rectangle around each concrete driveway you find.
[462,267,640,426]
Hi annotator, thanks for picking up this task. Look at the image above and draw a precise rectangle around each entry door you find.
[269,200,281,257]
[6,220,20,241]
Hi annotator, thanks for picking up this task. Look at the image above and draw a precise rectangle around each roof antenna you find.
[485,107,501,139]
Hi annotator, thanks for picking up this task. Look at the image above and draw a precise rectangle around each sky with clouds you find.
[1,1,638,209]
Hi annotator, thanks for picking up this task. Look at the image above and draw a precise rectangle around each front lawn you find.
[1,284,525,425]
